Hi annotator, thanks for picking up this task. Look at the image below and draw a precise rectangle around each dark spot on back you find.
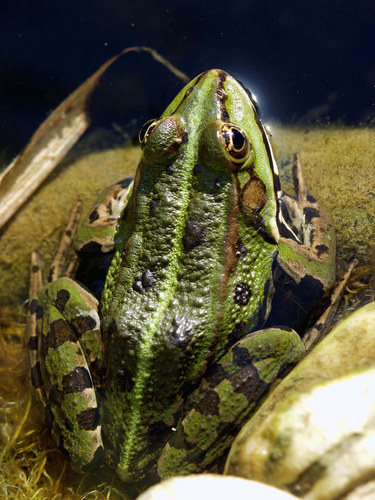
[168,316,193,348]
[235,240,248,259]
[143,269,157,289]
[132,276,144,294]
[183,219,206,251]
[150,198,159,214]
[233,283,252,306]
[133,269,157,294]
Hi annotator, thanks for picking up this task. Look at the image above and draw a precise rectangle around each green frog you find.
[27,69,336,484]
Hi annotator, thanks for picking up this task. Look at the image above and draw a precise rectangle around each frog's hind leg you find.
[27,271,105,471]
[157,327,305,478]
[26,179,133,470]
[27,215,105,471]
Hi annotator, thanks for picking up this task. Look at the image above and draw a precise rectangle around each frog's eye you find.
[199,122,252,173]
[199,121,255,171]
[138,119,158,149]
[220,124,250,164]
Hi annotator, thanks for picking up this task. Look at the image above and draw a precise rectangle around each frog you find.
[27,69,336,485]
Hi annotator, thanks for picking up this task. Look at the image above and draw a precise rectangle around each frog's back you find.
[99,70,278,480]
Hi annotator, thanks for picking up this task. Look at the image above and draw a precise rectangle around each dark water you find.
[0,0,373,161]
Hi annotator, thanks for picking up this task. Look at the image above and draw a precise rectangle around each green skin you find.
[28,70,336,484]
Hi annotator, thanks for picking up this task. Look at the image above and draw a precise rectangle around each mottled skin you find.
[27,70,335,484]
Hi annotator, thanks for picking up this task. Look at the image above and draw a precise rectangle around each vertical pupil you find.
[231,128,245,150]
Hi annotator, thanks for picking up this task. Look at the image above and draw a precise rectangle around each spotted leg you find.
[28,273,105,470]
[157,326,305,478]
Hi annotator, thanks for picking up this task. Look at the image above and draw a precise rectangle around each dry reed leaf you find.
[0,46,188,230]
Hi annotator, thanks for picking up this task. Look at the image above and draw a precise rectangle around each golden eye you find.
[220,124,250,164]
[138,119,158,148]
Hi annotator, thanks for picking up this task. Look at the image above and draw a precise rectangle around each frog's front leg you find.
[157,327,306,478]
[73,178,133,297]
[29,275,105,471]
[277,153,336,285]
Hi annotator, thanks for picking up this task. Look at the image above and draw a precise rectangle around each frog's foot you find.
[27,271,105,471]
[157,327,305,478]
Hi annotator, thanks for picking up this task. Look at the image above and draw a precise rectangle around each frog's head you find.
[138,69,280,244]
